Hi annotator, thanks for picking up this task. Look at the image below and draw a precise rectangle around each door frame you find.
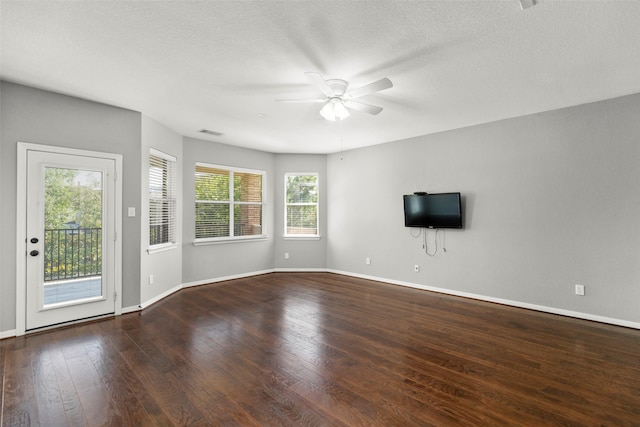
[16,142,123,335]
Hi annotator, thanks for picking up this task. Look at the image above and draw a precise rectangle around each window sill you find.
[283,235,322,241]
[147,243,178,255]
[193,235,268,246]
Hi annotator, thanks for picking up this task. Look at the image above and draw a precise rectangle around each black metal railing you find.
[44,228,102,282]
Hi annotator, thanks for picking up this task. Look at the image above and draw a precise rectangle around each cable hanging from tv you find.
[411,226,447,256]
[423,228,449,256]
[424,228,437,256]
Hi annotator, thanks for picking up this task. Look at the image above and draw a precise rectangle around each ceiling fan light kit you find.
[320,98,350,121]
[278,72,393,122]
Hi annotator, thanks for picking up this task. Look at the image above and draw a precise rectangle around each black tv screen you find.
[403,192,462,229]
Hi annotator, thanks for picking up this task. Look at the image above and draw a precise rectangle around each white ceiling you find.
[2,1,639,154]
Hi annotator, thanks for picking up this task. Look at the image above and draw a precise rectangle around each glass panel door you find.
[26,150,116,330]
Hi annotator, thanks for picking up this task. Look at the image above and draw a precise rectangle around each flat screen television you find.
[403,192,463,229]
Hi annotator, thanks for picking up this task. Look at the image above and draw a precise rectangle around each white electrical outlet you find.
[414,265,420,272]
[365,257,371,265]
[284,252,289,259]
[149,274,154,285]
[575,284,585,296]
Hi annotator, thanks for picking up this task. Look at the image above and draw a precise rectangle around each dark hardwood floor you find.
[2,272,640,426]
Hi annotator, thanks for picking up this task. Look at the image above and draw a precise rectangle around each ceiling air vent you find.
[198,129,224,137]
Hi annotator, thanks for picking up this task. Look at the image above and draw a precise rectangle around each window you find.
[195,163,265,242]
[149,149,176,248]
[285,173,319,237]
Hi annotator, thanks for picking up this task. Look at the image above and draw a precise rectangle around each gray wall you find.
[2,80,638,333]
[181,137,276,284]
[274,154,327,269]
[327,93,640,324]
[140,115,183,305]
[0,81,142,332]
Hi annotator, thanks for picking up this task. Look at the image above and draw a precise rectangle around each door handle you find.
[30,237,39,244]
[30,250,39,257]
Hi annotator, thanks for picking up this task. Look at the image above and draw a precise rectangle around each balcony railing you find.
[44,228,102,282]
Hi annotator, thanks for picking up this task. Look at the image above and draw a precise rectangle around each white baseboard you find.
[140,283,183,309]
[274,267,328,273]
[4,269,636,338]
[182,269,275,288]
[135,270,278,312]
[328,269,640,330]
[1,329,17,339]
[122,305,142,314]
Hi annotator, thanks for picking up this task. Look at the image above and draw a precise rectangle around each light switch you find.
[128,207,136,217]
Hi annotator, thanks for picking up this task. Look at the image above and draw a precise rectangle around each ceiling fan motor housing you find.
[326,79,349,97]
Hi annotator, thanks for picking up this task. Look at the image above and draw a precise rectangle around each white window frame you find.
[284,172,320,239]
[148,148,177,252]
[194,162,267,245]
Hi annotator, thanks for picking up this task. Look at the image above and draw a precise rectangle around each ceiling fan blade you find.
[343,100,383,115]
[344,77,393,100]
[305,72,334,97]
[276,98,325,103]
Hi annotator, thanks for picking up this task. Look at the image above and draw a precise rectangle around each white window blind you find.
[149,149,176,247]
[195,163,265,241]
[285,173,319,236]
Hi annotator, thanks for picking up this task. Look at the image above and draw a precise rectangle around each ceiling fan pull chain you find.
[340,119,344,160]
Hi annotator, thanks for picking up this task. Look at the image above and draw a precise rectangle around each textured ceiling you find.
[2,1,639,154]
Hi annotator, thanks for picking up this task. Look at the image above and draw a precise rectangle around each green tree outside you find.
[195,167,230,238]
[44,168,102,229]
[44,167,103,281]
[286,175,318,234]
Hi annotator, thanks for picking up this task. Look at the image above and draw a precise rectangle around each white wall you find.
[181,137,276,285]
[274,154,327,270]
[327,93,640,325]
[140,116,183,307]
[0,81,142,333]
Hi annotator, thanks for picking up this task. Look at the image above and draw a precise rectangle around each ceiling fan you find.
[277,72,393,121]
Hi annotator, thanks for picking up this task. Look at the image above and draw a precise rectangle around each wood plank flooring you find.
[2,272,640,426]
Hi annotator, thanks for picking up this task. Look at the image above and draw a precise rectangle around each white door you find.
[25,150,117,330]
